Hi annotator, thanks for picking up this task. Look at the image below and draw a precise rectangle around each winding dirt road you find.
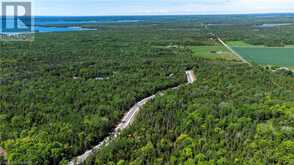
[69,70,196,165]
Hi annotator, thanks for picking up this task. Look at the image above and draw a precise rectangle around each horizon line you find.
[2,11,294,17]
[34,12,294,17]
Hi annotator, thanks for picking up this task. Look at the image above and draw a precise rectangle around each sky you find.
[6,0,294,16]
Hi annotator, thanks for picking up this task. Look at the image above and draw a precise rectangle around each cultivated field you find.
[232,47,294,67]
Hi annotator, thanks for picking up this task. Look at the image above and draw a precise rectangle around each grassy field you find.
[232,47,294,67]
[226,41,256,47]
[190,46,240,61]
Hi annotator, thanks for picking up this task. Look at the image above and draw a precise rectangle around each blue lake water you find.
[0,16,144,33]
[3,14,294,33]
[0,20,95,33]
[0,25,95,33]
[34,26,95,32]
[3,15,293,33]
[256,23,294,28]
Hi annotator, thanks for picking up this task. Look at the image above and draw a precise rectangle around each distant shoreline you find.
[2,12,293,17]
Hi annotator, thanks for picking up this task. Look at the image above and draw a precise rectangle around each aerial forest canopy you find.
[91,60,294,164]
[0,20,202,164]
[1,15,294,164]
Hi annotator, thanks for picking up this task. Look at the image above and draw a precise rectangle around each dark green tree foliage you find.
[2,15,294,164]
[0,25,202,164]
[92,61,294,165]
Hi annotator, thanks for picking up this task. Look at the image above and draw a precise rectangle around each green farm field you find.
[227,40,294,48]
[226,41,256,47]
[232,47,294,67]
[190,46,240,61]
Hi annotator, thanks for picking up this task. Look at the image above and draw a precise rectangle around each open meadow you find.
[190,45,240,61]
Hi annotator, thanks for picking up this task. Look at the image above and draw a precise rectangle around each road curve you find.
[69,70,196,165]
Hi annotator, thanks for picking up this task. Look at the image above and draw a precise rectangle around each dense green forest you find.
[91,60,294,164]
[0,21,208,164]
[1,15,294,164]
[80,14,294,47]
